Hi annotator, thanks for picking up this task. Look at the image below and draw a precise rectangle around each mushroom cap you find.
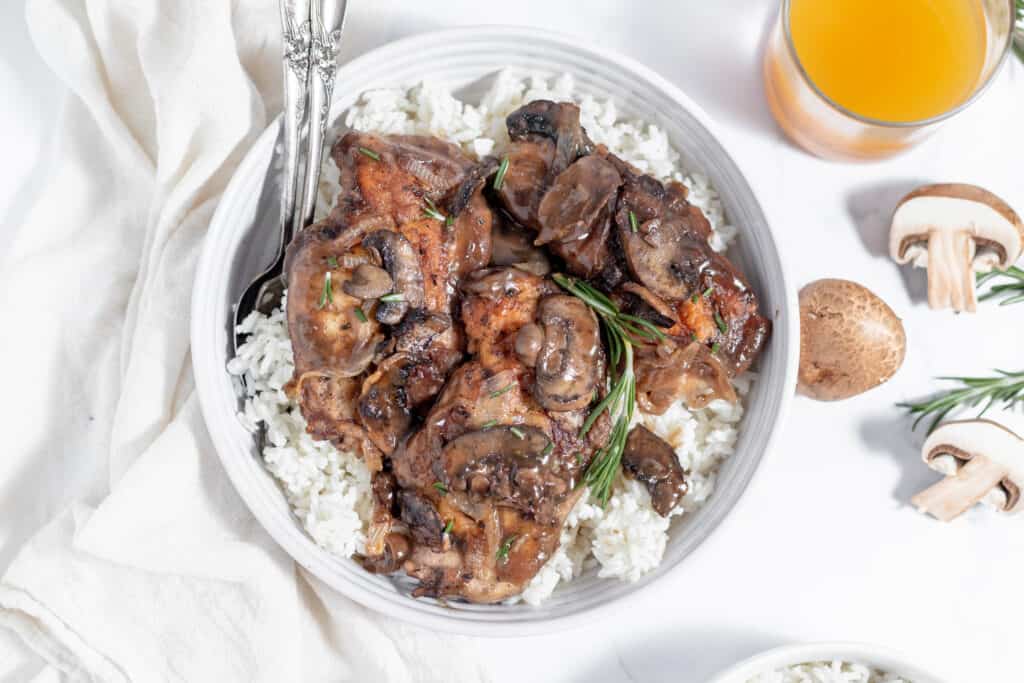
[922,417,1024,513]
[889,183,1024,271]
[797,279,906,401]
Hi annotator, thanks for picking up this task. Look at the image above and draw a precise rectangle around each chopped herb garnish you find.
[493,156,510,191]
[496,535,517,563]
[628,210,639,233]
[379,293,405,303]
[316,272,333,310]
[510,426,525,440]
[358,146,380,161]
[691,293,700,304]
[481,419,499,429]
[327,255,339,269]
[714,310,727,334]
[432,481,448,495]
[443,519,454,535]
[702,286,714,298]
[445,214,454,228]
[423,197,447,222]
[691,332,699,342]
[541,440,554,457]
[489,384,514,399]
[354,307,368,323]
[711,342,720,354]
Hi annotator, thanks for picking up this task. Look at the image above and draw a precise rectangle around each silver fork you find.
[232,0,348,352]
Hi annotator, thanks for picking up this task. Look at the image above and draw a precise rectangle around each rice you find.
[748,661,911,683]
[229,71,752,605]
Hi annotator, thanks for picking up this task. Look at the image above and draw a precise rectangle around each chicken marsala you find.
[282,102,770,603]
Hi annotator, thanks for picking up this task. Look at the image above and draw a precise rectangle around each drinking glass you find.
[763,0,1016,161]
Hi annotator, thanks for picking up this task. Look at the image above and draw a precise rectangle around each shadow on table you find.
[622,0,782,143]
[859,413,933,505]
[845,179,932,304]
[567,627,783,683]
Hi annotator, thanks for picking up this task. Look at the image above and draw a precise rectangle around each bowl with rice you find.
[192,26,798,634]
[708,642,951,683]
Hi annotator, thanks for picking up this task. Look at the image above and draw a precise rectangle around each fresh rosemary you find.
[357,146,380,161]
[493,156,510,191]
[422,197,447,222]
[316,272,333,310]
[432,481,448,495]
[898,369,1024,434]
[977,266,1024,306]
[496,535,516,563]
[552,273,665,506]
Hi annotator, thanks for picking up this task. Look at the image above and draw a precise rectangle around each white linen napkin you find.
[0,1,489,680]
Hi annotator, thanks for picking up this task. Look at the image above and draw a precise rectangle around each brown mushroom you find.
[911,418,1024,521]
[535,155,621,246]
[533,295,604,412]
[798,279,906,401]
[622,425,689,517]
[890,183,1024,313]
[514,323,544,367]
[342,263,394,300]
[362,230,425,324]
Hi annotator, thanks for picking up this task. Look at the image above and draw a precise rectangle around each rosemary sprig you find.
[493,156,510,191]
[977,266,1024,306]
[897,369,1024,434]
[552,273,665,506]
[422,197,447,222]
[496,535,517,563]
[316,272,333,310]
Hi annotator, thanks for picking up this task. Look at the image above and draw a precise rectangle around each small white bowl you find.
[191,25,799,636]
[709,642,952,683]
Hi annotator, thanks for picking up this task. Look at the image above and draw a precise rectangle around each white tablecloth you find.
[1,1,1021,681]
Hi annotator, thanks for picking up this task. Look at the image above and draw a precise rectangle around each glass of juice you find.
[764,0,1016,161]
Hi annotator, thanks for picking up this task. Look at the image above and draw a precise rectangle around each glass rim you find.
[781,0,1016,129]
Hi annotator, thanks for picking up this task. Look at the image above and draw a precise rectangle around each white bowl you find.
[708,642,952,682]
[191,26,799,636]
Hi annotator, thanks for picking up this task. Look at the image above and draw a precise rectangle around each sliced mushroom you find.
[622,425,689,516]
[398,490,446,550]
[362,230,425,324]
[515,323,544,367]
[535,155,621,246]
[342,263,394,300]
[911,418,1024,521]
[489,213,551,275]
[533,295,604,412]
[890,184,1024,312]
[617,282,677,329]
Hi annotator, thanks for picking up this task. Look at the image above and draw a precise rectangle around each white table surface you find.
[2,1,1022,681]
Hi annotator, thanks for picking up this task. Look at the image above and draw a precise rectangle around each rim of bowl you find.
[191,24,800,637]
[707,641,954,683]
[779,0,1016,129]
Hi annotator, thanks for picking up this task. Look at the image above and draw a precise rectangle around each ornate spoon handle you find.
[278,0,312,247]
[298,0,348,229]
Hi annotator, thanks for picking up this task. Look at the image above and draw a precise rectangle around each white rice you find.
[748,661,910,683]
[230,71,752,605]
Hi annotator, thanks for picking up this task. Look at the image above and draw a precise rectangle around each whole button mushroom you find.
[889,183,1024,313]
[798,279,906,401]
[912,417,1024,521]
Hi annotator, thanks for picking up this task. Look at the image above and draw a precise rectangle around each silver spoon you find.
[232,0,347,352]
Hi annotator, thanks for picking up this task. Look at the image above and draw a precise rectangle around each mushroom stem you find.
[926,228,976,313]
[911,454,1007,521]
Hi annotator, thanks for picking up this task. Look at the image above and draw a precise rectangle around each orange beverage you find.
[764,0,1016,160]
